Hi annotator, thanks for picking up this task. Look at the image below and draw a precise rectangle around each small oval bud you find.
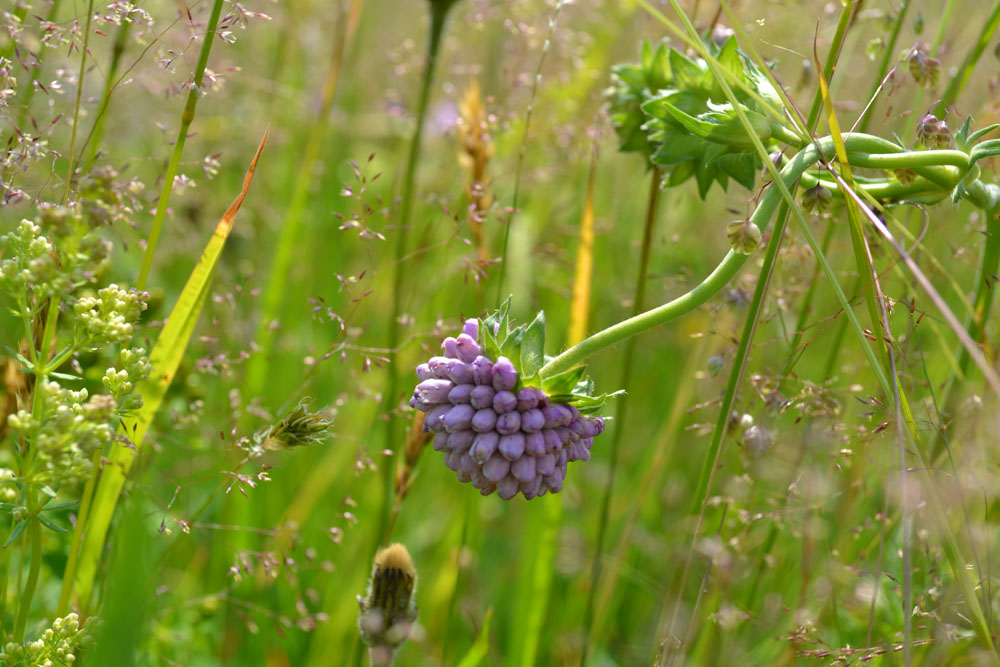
[470,384,495,410]
[471,356,494,385]
[482,454,511,483]
[511,454,536,483]
[455,333,481,363]
[536,453,556,476]
[471,408,498,433]
[441,337,460,359]
[496,411,521,435]
[516,387,538,411]
[493,390,517,414]
[448,383,474,404]
[470,431,499,462]
[497,475,520,500]
[727,219,762,254]
[492,356,518,391]
[520,409,545,433]
[499,432,526,460]
[423,404,452,432]
[447,430,475,453]
[462,318,479,339]
[524,431,545,455]
[445,360,474,385]
[917,113,950,149]
[443,404,475,432]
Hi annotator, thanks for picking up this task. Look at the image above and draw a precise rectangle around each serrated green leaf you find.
[519,311,546,379]
[4,520,27,548]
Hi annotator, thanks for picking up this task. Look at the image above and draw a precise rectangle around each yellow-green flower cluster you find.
[0,613,95,666]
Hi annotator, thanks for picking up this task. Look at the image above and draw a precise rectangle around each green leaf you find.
[41,500,79,513]
[669,47,706,93]
[2,346,32,368]
[969,123,1000,144]
[970,139,1000,167]
[71,132,268,612]
[49,371,81,381]
[519,311,546,379]
[0,502,19,513]
[456,608,493,667]
[38,513,68,534]
[3,520,27,548]
[540,365,586,396]
[714,152,758,190]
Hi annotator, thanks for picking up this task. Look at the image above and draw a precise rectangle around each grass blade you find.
[68,131,268,612]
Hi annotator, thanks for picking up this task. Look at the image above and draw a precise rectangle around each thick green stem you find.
[136,0,226,290]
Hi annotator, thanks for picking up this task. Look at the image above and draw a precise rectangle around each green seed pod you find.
[907,47,941,88]
[917,113,951,149]
[727,219,762,255]
[800,184,832,214]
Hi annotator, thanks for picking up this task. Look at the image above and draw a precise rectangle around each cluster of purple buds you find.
[410,319,605,500]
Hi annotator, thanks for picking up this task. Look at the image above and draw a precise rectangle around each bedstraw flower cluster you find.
[409,306,612,500]
[0,613,95,665]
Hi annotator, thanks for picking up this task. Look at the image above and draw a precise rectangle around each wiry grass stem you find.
[377,0,451,548]
[579,166,661,665]
[63,0,95,203]
[136,0,226,290]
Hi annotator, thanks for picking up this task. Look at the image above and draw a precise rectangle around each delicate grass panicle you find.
[3,0,1000,664]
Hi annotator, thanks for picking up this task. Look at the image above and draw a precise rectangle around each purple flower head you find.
[409,319,609,500]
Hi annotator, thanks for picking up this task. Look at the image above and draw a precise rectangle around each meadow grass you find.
[2,0,1000,665]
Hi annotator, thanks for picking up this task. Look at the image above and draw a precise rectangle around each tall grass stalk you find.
[62,0,95,203]
[495,0,568,303]
[376,0,453,549]
[579,166,661,665]
[246,0,357,396]
[83,21,132,166]
[135,0,227,290]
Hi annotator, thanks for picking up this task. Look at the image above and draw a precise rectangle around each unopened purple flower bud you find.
[463,318,479,339]
[496,411,521,435]
[493,390,517,414]
[516,387,538,411]
[521,409,545,433]
[426,356,453,379]
[444,450,462,471]
[536,453,556,476]
[471,431,499,462]
[433,432,449,452]
[497,475,519,500]
[471,469,489,490]
[442,337,460,359]
[471,356,493,385]
[581,436,594,450]
[556,426,574,444]
[521,475,543,500]
[424,404,452,432]
[448,430,475,453]
[524,431,545,455]
[591,417,605,435]
[458,452,478,475]
[556,448,568,468]
[470,384,495,410]
[479,484,496,496]
[456,469,472,483]
[416,363,433,381]
[455,333,481,363]
[542,405,564,428]
[542,429,562,453]
[446,360,474,385]
[511,455,536,483]
[499,432,526,460]
[413,379,454,408]
[471,408,497,433]
[443,404,474,432]
[448,383,474,404]
[482,454,511,483]
[568,418,586,437]
[492,356,517,391]
[544,472,563,493]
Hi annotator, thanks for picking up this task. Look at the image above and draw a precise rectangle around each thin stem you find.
[579,166,661,666]
[937,0,1000,115]
[377,1,450,546]
[857,0,910,134]
[14,0,63,132]
[136,0,226,290]
[14,518,41,642]
[495,1,567,303]
[82,20,132,166]
[63,0,95,203]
